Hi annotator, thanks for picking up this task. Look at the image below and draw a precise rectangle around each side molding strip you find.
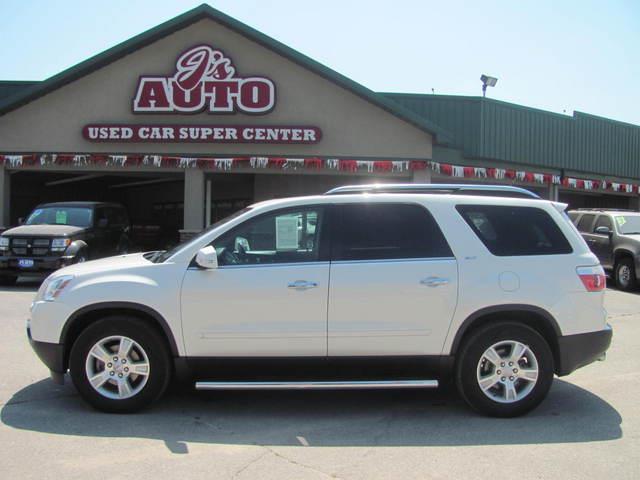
[195,379,439,390]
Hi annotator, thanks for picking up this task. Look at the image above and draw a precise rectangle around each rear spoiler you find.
[551,202,569,213]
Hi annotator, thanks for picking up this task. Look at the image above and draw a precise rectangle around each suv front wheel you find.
[455,322,554,417]
[69,316,171,413]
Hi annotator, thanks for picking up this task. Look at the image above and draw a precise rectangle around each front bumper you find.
[27,324,66,382]
[0,254,75,276]
[556,324,613,376]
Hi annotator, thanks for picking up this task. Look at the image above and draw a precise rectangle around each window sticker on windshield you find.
[55,210,68,224]
[276,216,299,250]
[616,216,626,227]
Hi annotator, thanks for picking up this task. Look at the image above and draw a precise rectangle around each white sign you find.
[275,216,299,250]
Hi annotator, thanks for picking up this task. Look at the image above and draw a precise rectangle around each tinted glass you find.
[456,205,573,256]
[594,215,613,232]
[215,207,324,265]
[614,215,640,235]
[26,207,93,228]
[334,203,452,261]
[577,214,596,232]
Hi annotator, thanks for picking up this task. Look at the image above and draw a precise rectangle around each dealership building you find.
[1,4,639,247]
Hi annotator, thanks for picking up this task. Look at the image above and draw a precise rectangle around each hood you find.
[56,252,152,277]
[1,224,87,237]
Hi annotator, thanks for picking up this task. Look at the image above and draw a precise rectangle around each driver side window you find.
[214,207,325,266]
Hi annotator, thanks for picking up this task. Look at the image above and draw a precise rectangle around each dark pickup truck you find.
[568,209,640,291]
[0,202,130,285]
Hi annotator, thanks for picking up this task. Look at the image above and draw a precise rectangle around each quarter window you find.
[214,207,325,266]
[333,203,452,261]
[456,205,573,256]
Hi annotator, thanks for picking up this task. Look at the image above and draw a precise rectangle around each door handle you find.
[420,276,450,287]
[287,280,318,290]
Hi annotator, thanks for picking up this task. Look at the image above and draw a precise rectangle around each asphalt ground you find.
[0,279,638,479]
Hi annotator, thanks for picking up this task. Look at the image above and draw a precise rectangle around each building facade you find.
[1,5,639,246]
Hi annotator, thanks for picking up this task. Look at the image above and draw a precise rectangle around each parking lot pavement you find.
[0,281,638,480]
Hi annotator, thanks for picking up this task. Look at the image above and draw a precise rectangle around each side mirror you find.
[594,226,612,236]
[18,217,24,225]
[195,245,218,269]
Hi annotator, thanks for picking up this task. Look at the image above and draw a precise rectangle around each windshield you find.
[25,207,93,228]
[615,215,640,235]
[150,207,253,263]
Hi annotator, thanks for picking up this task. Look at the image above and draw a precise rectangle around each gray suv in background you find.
[568,209,640,291]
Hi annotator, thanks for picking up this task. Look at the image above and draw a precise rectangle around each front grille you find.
[9,238,51,256]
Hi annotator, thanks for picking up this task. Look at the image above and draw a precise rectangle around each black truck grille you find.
[10,238,51,256]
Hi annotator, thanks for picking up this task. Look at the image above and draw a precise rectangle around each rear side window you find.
[577,214,596,232]
[456,205,573,256]
[334,203,453,261]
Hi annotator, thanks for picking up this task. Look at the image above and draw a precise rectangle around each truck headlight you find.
[41,275,74,302]
[51,238,71,252]
[0,236,8,251]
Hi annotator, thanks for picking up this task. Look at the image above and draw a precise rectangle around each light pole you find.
[480,74,498,97]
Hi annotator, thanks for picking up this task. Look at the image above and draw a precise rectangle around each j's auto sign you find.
[83,44,321,144]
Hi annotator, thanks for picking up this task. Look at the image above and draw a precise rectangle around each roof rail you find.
[574,208,638,212]
[324,183,541,199]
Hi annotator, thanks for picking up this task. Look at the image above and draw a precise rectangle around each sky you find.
[1,0,638,125]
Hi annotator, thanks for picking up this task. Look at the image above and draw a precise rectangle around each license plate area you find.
[18,258,35,268]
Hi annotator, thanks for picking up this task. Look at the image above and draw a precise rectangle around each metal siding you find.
[385,94,640,179]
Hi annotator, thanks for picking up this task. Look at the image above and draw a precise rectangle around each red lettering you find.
[134,79,170,111]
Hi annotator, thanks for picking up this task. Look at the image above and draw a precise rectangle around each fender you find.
[64,240,88,258]
[60,301,179,356]
[450,304,562,354]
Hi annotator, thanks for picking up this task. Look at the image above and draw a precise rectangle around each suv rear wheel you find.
[455,322,554,417]
[614,257,636,291]
[69,316,171,413]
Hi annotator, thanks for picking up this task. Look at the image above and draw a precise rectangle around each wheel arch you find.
[450,305,562,372]
[613,248,634,263]
[60,302,179,369]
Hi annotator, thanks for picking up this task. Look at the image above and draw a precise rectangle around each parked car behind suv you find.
[568,209,640,291]
[27,185,611,417]
[0,202,130,285]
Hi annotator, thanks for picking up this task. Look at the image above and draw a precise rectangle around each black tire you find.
[455,322,554,417]
[69,316,171,413]
[614,257,636,291]
[75,249,89,264]
[0,275,17,286]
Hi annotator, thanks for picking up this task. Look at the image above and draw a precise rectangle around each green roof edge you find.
[0,3,453,145]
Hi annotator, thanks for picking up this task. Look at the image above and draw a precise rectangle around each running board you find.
[195,379,439,390]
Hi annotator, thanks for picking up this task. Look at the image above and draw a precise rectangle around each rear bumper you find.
[27,324,65,374]
[556,324,612,376]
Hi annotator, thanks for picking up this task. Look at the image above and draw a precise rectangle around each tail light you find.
[577,265,606,292]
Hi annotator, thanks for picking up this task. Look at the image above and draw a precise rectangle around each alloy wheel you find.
[84,335,151,400]
[476,340,539,404]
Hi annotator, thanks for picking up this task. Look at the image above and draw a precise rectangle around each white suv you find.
[27,184,612,417]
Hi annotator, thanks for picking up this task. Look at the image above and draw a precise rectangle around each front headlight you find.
[41,275,74,302]
[0,236,8,251]
[51,238,71,252]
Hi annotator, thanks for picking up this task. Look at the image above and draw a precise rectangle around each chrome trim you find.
[287,280,319,290]
[195,379,439,390]
[325,183,540,199]
[331,257,456,265]
[188,261,330,271]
